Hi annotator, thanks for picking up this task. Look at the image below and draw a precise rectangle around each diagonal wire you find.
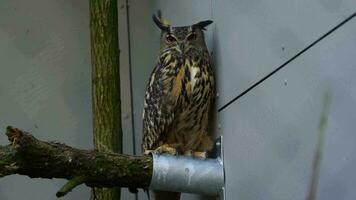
[218,12,356,112]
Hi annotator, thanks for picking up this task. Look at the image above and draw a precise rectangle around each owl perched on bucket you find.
[142,12,214,159]
[142,12,214,199]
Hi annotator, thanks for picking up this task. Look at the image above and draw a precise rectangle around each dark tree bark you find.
[90,0,122,199]
[0,127,152,198]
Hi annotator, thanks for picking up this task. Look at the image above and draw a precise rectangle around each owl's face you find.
[153,13,212,54]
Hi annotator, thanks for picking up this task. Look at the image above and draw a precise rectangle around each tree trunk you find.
[90,0,122,199]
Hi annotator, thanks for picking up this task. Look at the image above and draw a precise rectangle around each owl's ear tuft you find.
[192,20,213,30]
[152,10,170,32]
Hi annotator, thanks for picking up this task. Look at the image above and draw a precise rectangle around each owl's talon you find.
[183,150,207,158]
[184,150,193,156]
[193,151,207,159]
[153,144,178,155]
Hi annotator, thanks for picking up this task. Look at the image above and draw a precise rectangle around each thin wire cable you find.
[125,1,139,200]
[218,12,356,112]
[125,0,137,156]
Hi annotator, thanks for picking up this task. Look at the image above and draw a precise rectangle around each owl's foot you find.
[155,144,178,155]
[184,150,207,159]
[145,144,178,155]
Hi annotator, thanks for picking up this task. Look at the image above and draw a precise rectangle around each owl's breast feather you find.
[189,66,200,90]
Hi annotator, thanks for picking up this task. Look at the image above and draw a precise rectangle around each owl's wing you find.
[142,57,182,151]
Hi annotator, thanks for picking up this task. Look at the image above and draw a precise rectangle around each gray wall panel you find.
[118,0,136,199]
[220,18,356,200]
[213,0,356,107]
[0,0,91,199]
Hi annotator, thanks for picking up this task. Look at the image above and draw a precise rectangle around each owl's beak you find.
[179,42,186,53]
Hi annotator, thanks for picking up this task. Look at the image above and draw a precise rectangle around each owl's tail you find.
[153,190,181,200]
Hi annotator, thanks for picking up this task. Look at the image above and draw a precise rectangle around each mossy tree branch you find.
[0,126,152,197]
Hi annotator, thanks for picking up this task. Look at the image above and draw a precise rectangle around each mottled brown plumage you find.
[142,13,214,158]
[142,12,214,200]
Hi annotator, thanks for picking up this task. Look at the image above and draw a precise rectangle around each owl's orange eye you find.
[186,33,197,41]
[166,35,176,43]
